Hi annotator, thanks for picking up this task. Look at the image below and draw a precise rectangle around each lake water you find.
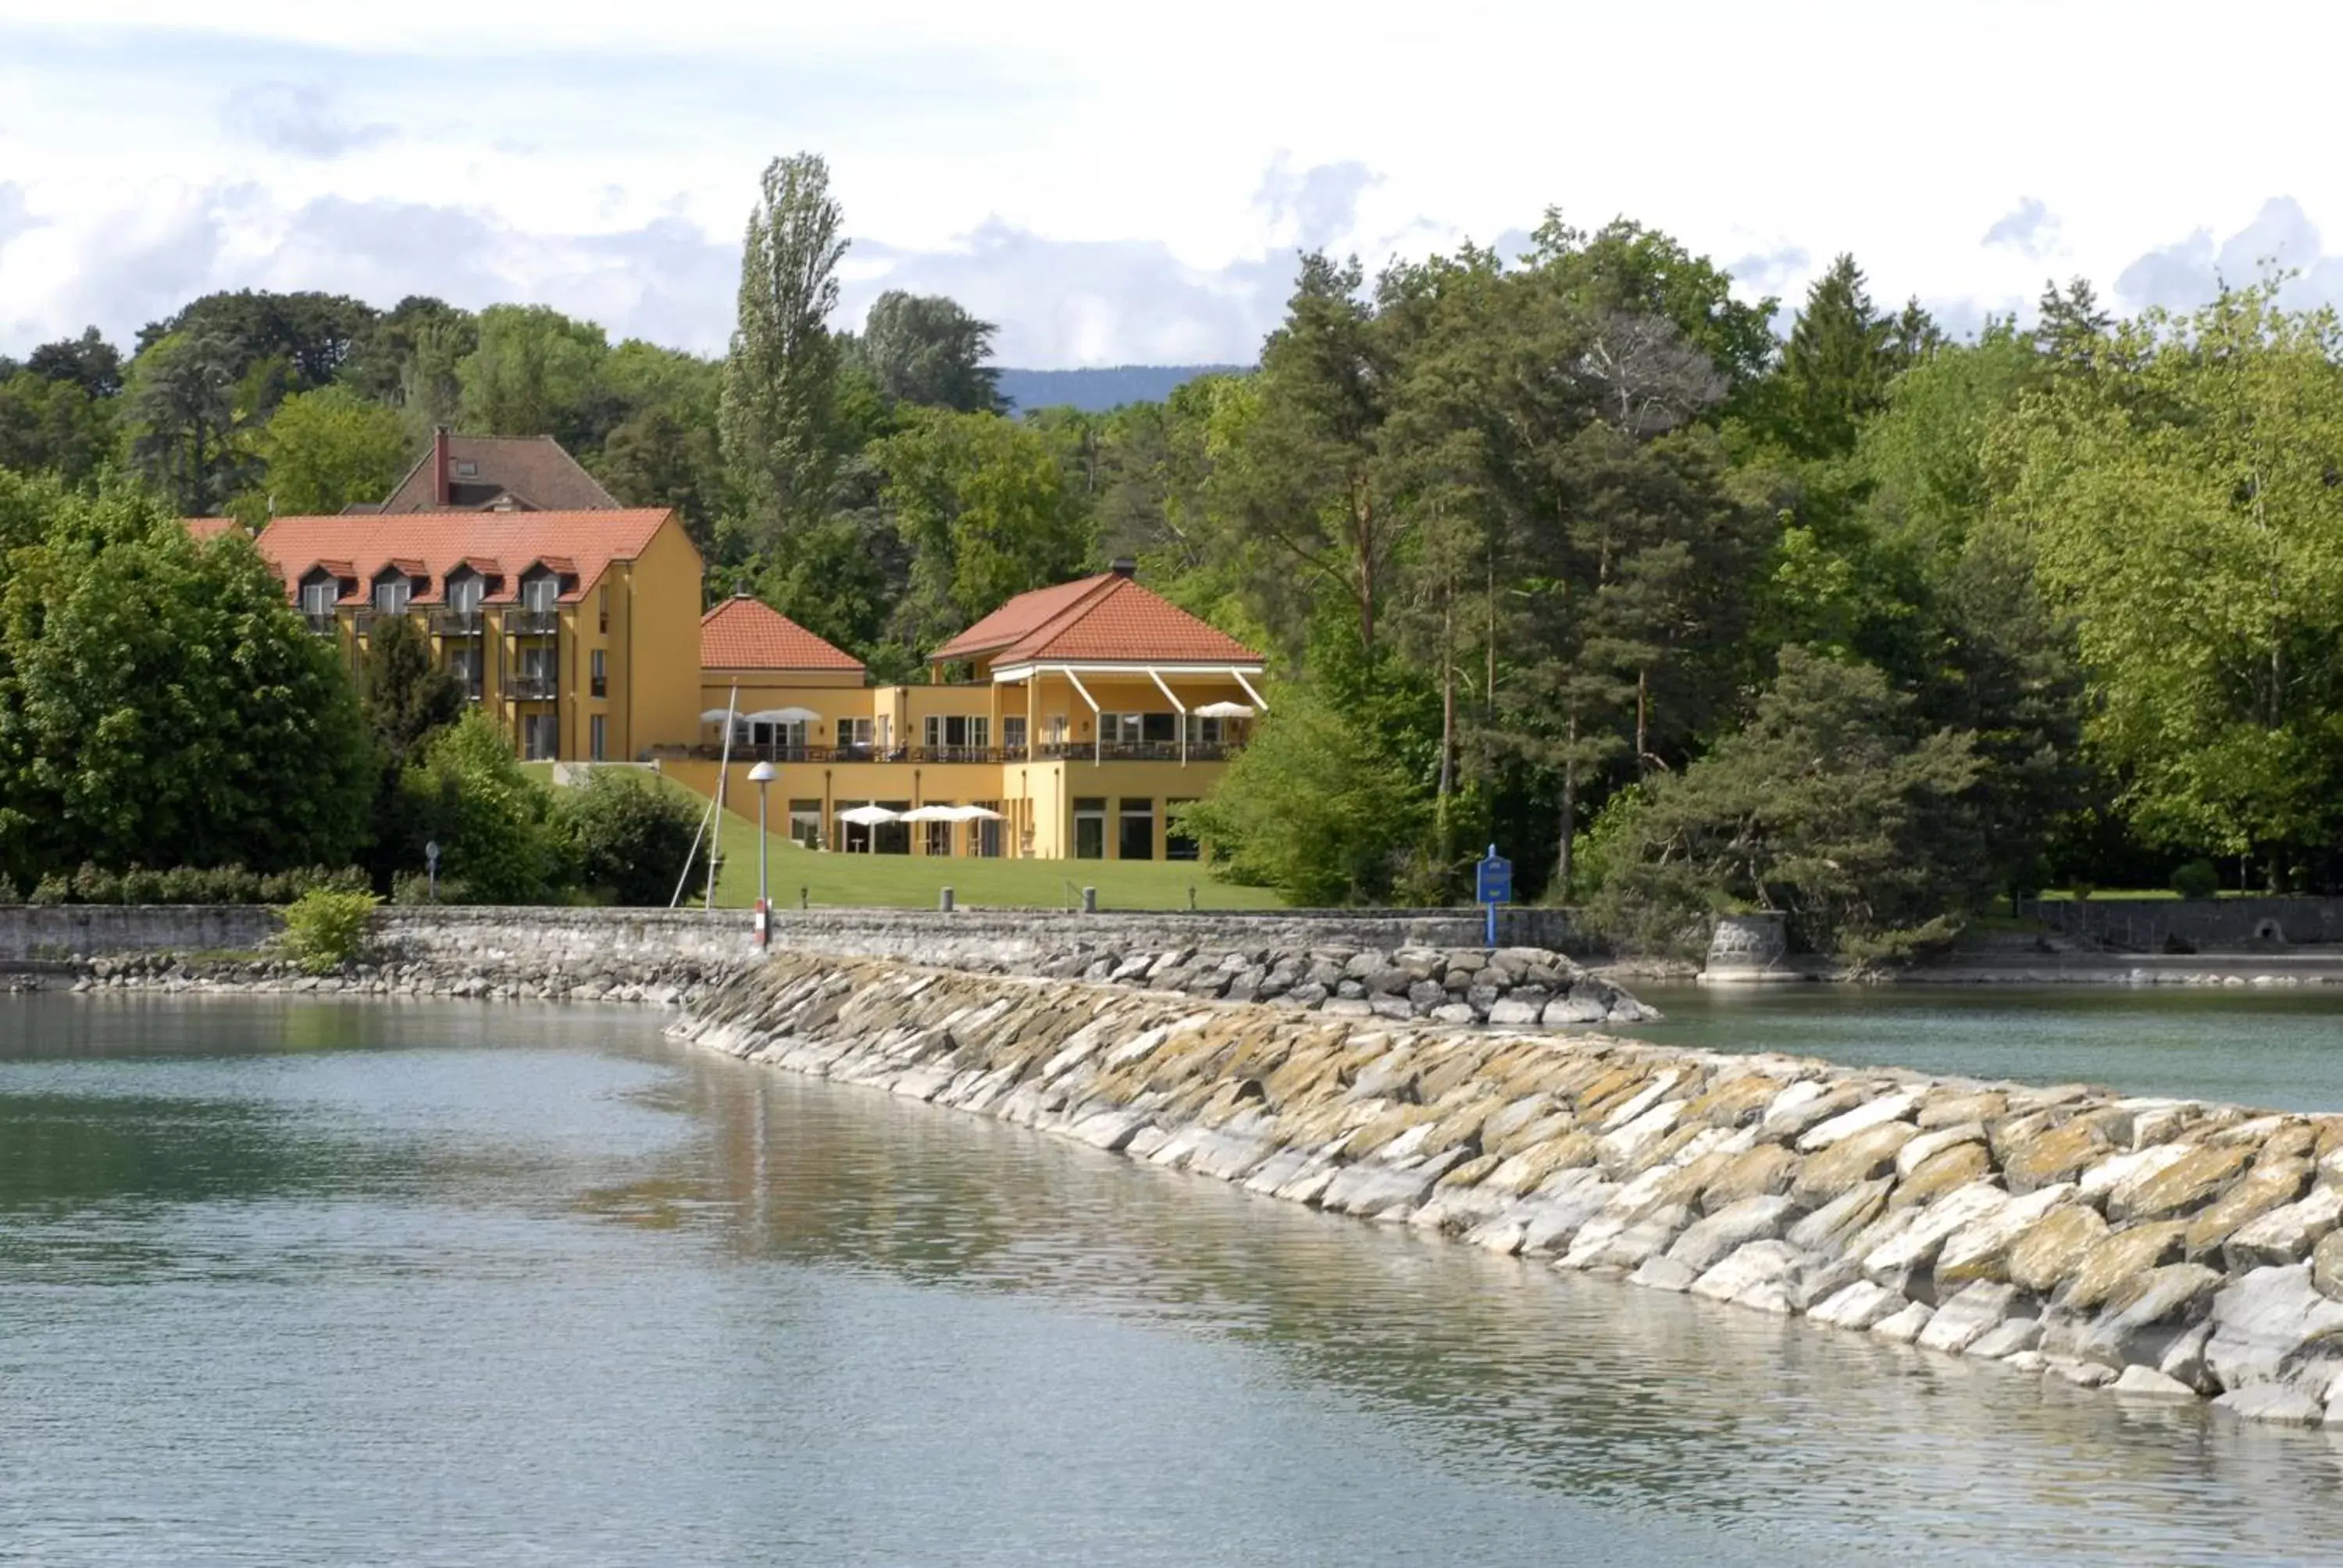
[1623,983,2343,1112]
[7,992,2343,1566]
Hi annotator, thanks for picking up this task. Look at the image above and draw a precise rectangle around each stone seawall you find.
[677,953,2343,1427]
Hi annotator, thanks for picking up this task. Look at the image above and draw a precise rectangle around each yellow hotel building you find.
[237,502,1264,864]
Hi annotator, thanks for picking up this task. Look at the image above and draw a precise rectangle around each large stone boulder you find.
[2005,1205,2110,1295]
[2206,1263,2343,1394]
[2059,1221,2189,1312]
[2184,1158,2312,1258]
[2000,1119,2111,1193]
[2223,1185,2343,1270]
[1792,1121,1917,1204]
[2107,1143,2252,1222]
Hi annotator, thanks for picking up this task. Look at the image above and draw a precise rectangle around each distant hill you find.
[995,365,1248,414]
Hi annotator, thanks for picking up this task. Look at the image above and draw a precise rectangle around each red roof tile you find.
[931,572,1120,661]
[936,572,1261,667]
[183,517,245,543]
[248,510,673,607]
[380,434,622,513]
[701,595,865,672]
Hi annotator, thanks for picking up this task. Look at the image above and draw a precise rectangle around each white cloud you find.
[6,2,2343,363]
[1982,198,2059,262]
[219,82,394,159]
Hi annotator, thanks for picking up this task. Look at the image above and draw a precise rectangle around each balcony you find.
[506,609,559,636]
[1039,740,1237,763]
[430,608,483,637]
[303,611,340,636]
[508,674,558,701]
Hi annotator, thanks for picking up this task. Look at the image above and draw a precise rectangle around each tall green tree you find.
[1589,647,1988,964]
[848,291,1004,412]
[251,386,412,516]
[125,331,248,513]
[1998,283,2343,875]
[719,152,849,564]
[0,487,372,880]
[875,407,1094,652]
[455,305,614,450]
[1774,255,1899,460]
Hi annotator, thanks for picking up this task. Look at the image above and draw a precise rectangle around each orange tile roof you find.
[248,510,673,606]
[931,572,1120,661]
[700,594,865,672]
[936,572,1261,667]
[183,517,245,543]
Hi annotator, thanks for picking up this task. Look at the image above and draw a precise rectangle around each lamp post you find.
[747,761,777,921]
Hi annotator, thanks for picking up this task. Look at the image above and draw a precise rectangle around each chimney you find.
[433,426,451,507]
[1109,556,1138,579]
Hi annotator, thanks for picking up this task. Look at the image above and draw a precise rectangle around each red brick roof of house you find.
[933,568,1262,667]
[248,509,672,605]
[376,433,621,513]
[700,593,865,672]
[183,517,246,543]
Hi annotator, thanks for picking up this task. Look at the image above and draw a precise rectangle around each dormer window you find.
[447,570,484,615]
[455,460,479,478]
[521,569,560,612]
[298,572,339,616]
[373,574,412,615]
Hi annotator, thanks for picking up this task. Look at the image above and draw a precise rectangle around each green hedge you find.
[0,864,372,907]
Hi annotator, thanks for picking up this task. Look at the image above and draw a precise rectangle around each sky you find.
[2,0,2341,369]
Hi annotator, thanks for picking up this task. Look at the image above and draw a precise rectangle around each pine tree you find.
[1778,255,1892,459]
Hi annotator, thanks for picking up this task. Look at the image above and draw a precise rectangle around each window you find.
[973,802,1004,858]
[875,803,911,857]
[1184,715,1224,749]
[455,459,479,478]
[522,571,558,612]
[1166,799,1200,861]
[922,817,954,857]
[1003,715,1028,758]
[1045,715,1069,752]
[1118,798,1154,862]
[1100,713,1142,745]
[746,718,805,754]
[447,572,483,614]
[299,576,339,616]
[597,586,608,634]
[835,717,873,756]
[788,800,823,850]
[1073,797,1106,860]
[590,648,607,698]
[922,715,990,756]
[522,714,558,760]
[445,646,482,697]
[373,576,411,615]
[589,715,606,761]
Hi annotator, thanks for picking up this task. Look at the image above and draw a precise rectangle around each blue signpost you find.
[1475,844,1512,948]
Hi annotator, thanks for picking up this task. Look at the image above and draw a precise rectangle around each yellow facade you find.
[662,665,1259,862]
[305,511,706,763]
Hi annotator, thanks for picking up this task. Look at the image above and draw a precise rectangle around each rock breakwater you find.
[947,941,1654,1026]
[678,952,2343,1426]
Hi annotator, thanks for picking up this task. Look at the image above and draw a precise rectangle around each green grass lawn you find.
[649,775,1287,911]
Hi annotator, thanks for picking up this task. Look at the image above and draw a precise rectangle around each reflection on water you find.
[1621,982,2343,1111]
[2,992,2341,1566]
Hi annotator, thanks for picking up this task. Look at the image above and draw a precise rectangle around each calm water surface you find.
[1624,983,2343,1111]
[5,992,2343,1566]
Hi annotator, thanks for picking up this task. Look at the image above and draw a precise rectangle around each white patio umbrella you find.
[836,804,901,826]
[699,708,736,724]
[744,705,822,725]
[945,804,1004,821]
[898,804,961,823]
[1194,700,1254,719]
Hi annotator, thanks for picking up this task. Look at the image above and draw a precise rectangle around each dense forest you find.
[5,149,2341,954]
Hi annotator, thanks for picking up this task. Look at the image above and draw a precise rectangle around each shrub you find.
[27,873,69,905]
[0,875,20,904]
[398,713,574,902]
[559,770,707,906]
[2170,859,2221,900]
[70,862,122,904]
[119,867,166,904]
[279,887,380,975]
